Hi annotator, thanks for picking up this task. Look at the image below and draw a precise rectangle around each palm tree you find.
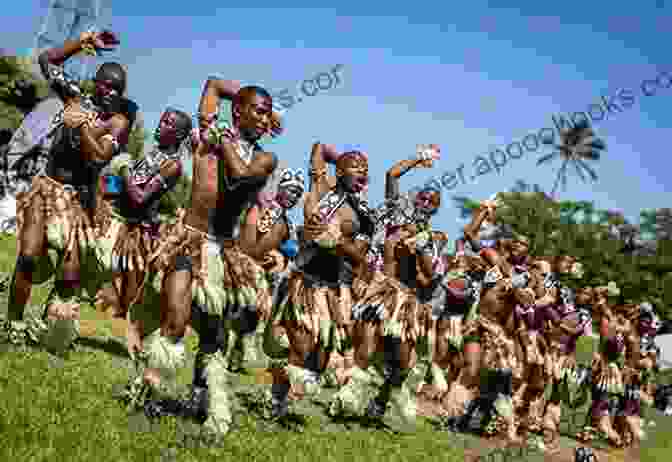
[537,119,606,196]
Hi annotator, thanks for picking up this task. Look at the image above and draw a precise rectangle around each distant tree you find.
[536,119,606,196]
[0,56,48,130]
[459,191,672,320]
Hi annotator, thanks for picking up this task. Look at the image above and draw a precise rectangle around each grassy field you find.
[0,233,670,461]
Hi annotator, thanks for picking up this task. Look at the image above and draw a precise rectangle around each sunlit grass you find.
[0,233,669,461]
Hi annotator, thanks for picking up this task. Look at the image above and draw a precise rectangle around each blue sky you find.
[3,1,671,241]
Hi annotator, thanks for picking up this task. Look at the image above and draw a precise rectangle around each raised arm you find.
[385,144,439,200]
[309,142,337,196]
[197,78,242,130]
[385,159,421,200]
[39,31,119,103]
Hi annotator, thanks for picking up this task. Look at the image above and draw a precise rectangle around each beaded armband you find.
[353,233,371,244]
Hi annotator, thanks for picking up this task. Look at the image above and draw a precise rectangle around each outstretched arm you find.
[385,158,422,200]
[38,39,86,104]
[385,145,439,200]
[39,31,119,104]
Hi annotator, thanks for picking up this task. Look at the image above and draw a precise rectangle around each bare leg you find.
[142,267,191,391]
[8,195,45,322]
[271,322,318,419]
[329,321,384,418]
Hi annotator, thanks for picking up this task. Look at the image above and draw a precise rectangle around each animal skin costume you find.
[4,56,134,351]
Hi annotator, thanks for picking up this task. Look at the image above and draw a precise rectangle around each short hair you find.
[336,150,367,170]
[168,108,193,133]
[234,85,272,107]
[95,62,127,93]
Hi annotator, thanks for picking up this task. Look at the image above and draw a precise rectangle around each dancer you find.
[238,167,305,369]
[430,198,503,402]
[516,259,590,448]
[2,30,133,351]
[96,108,192,356]
[614,302,659,445]
[328,146,439,425]
[134,80,278,438]
[581,291,626,447]
[268,142,373,421]
[451,232,534,442]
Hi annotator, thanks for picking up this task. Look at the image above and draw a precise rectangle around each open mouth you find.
[353,176,368,191]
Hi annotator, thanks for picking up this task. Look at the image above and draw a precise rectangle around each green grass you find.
[0,233,670,461]
[0,234,465,462]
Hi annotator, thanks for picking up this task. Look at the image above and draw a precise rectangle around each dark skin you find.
[354,159,439,373]
[187,92,276,232]
[303,143,369,268]
[115,112,184,354]
[462,202,515,277]
[155,86,276,347]
[9,34,128,322]
[273,143,369,395]
[239,205,289,260]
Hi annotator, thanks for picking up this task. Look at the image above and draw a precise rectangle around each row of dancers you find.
[0,30,664,452]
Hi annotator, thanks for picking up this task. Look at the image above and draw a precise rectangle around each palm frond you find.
[572,160,587,183]
[561,164,568,190]
[536,152,559,165]
[577,159,598,181]
[578,135,606,151]
[572,118,591,131]
[551,160,569,194]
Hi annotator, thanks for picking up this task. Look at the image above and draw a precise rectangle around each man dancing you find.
[328,146,439,426]
[134,80,278,438]
[268,142,373,421]
[96,107,192,356]
[239,167,305,368]
[2,31,133,351]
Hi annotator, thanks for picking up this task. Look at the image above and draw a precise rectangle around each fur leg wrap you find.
[389,380,417,428]
[28,293,82,353]
[328,365,383,417]
[202,350,233,436]
[143,329,186,397]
